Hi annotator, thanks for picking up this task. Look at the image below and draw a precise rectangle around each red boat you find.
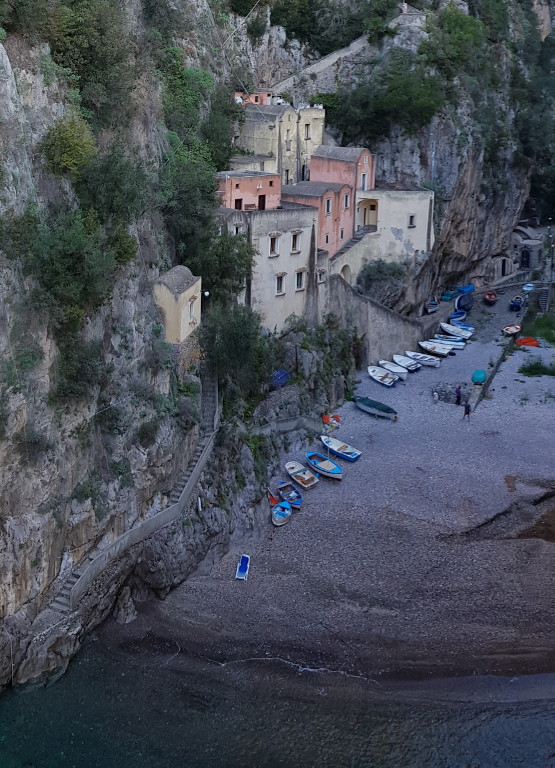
[483,290,498,306]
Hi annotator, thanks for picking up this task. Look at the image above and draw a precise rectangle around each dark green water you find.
[1,636,555,768]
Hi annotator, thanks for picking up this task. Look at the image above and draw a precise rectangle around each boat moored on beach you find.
[393,354,421,372]
[285,461,319,489]
[353,396,398,420]
[419,340,451,357]
[434,334,465,347]
[367,366,399,387]
[378,360,408,380]
[320,435,362,462]
[277,481,303,508]
[502,323,521,336]
[267,489,292,526]
[483,290,498,306]
[440,322,473,339]
[405,351,441,367]
[305,451,343,480]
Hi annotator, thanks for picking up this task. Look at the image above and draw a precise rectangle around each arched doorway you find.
[340,264,352,285]
[521,248,530,269]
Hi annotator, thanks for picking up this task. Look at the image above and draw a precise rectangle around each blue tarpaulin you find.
[272,369,291,388]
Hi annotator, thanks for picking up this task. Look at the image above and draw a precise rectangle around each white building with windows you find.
[216,171,317,332]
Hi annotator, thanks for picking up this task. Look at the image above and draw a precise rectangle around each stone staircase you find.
[49,369,220,616]
[538,285,550,313]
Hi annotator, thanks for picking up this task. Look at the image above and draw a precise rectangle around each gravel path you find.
[102,299,555,682]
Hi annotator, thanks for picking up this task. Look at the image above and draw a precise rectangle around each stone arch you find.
[340,264,352,285]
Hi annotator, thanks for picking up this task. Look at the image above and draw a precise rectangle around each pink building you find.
[216,170,282,211]
[234,91,273,106]
[281,181,354,258]
[310,146,376,194]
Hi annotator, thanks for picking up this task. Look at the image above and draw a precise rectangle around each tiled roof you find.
[281,181,345,197]
[312,145,368,161]
[157,265,199,295]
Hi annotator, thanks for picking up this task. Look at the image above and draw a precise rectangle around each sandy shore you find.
[100,298,555,683]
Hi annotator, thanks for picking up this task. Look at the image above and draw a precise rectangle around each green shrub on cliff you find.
[39,113,97,180]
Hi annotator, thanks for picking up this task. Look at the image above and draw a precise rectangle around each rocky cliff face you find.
[0,0,546,687]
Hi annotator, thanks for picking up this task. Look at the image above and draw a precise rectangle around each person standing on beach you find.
[463,401,471,420]
[455,385,462,406]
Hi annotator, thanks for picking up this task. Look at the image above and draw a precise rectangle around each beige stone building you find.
[230,104,326,187]
[153,265,202,344]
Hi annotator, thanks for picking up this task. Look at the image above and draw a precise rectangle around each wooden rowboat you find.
[425,299,439,314]
[378,360,408,380]
[277,481,303,508]
[367,365,399,387]
[320,434,361,462]
[353,396,398,420]
[405,351,440,367]
[268,489,292,526]
[440,322,473,339]
[449,310,466,322]
[305,451,342,480]
[502,323,521,336]
[418,340,451,357]
[393,354,421,372]
[285,461,319,489]
[483,290,498,306]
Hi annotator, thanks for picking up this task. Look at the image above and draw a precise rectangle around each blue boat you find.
[449,310,466,322]
[277,481,303,508]
[235,554,250,580]
[305,451,343,480]
[510,294,526,311]
[268,489,292,526]
[452,320,475,333]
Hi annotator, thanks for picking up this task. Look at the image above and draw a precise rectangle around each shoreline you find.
[98,298,555,696]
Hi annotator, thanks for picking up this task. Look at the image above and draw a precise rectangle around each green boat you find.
[353,396,398,421]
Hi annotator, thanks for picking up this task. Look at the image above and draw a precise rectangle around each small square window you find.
[292,233,300,252]
[269,180,274,187]
[296,271,305,290]
[318,270,326,283]
[325,198,331,215]
[370,204,376,211]
[235,225,243,235]
[235,183,240,189]
[340,228,344,240]
[276,275,285,294]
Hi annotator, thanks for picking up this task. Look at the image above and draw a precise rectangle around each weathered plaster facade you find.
[232,104,326,186]
[153,266,202,344]
[310,145,376,196]
[216,169,281,211]
[281,181,354,259]
[355,188,434,261]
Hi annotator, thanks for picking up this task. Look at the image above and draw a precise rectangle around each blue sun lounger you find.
[235,554,250,580]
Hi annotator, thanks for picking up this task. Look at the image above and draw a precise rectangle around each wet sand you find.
[101,299,555,685]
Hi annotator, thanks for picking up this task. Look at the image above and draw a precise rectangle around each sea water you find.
[1,635,555,768]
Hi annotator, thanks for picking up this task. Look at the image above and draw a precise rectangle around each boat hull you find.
[378,360,408,380]
[353,396,398,420]
[502,324,521,336]
[393,354,421,371]
[449,310,466,322]
[440,322,473,339]
[305,451,343,480]
[285,461,319,489]
[320,435,361,462]
[434,335,465,348]
[405,351,440,367]
[419,341,450,357]
[277,481,303,508]
[272,501,292,526]
[367,366,399,387]
[483,291,497,306]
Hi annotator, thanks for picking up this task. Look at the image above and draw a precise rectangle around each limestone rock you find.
[113,586,137,625]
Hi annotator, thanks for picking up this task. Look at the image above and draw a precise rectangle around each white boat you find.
[367,366,399,387]
[393,354,421,372]
[320,435,361,462]
[418,340,451,357]
[405,351,441,367]
[434,335,465,349]
[452,320,475,333]
[435,333,465,344]
[439,322,473,339]
[285,461,319,489]
[378,360,408,380]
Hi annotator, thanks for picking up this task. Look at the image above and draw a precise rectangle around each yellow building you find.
[153,266,202,344]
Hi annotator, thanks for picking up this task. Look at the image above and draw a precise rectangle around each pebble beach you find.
[101,297,555,687]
